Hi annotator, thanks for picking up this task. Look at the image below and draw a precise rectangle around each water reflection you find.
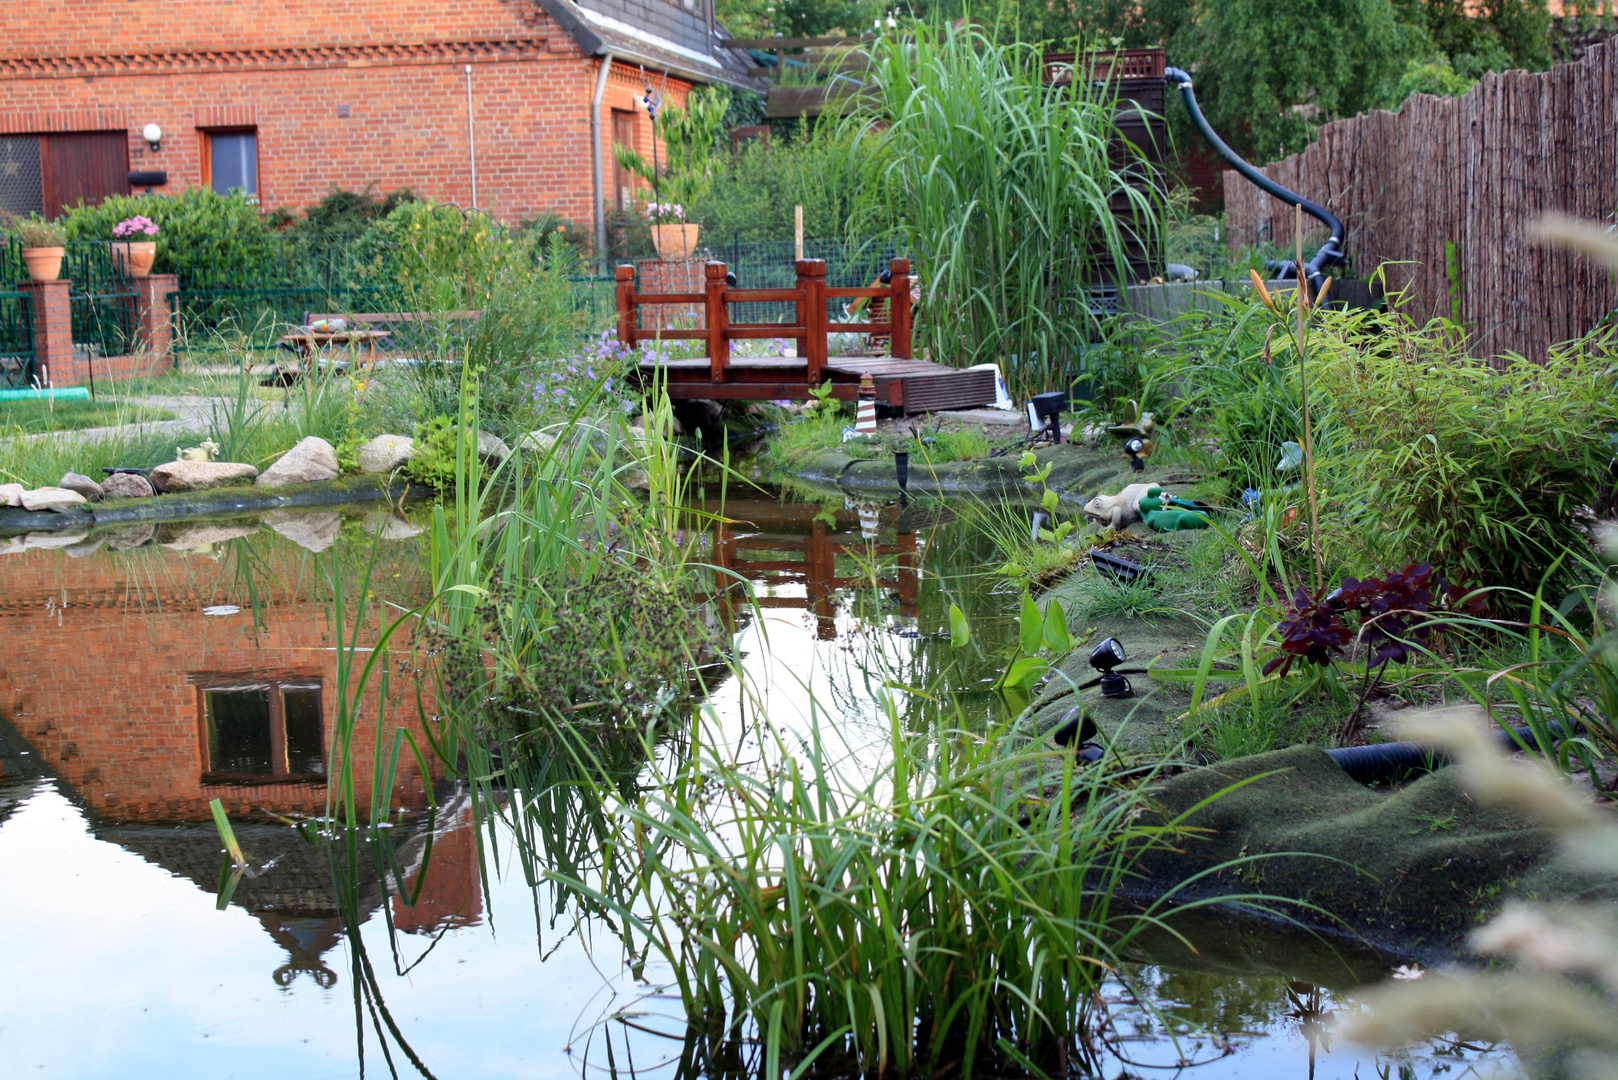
[0,496,1519,1079]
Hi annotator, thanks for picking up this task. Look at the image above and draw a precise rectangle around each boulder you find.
[256,437,340,488]
[517,430,558,455]
[266,510,341,553]
[102,472,156,499]
[58,472,105,502]
[20,487,88,512]
[149,460,259,493]
[477,431,512,463]
[0,483,22,507]
[103,523,156,551]
[0,535,25,555]
[357,434,415,474]
[360,511,424,541]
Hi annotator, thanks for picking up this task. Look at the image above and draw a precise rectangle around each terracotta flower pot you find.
[111,240,157,277]
[21,246,64,282]
[650,223,700,260]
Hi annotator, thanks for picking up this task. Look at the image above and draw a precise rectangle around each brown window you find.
[202,128,258,199]
[611,109,636,213]
[0,131,128,218]
[200,679,324,785]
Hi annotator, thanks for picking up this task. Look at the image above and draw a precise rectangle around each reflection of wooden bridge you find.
[618,258,997,413]
[704,498,921,639]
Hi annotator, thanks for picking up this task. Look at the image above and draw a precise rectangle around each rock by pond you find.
[20,487,87,512]
[0,483,22,507]
[57,472,104,502]
[357,433,415,473]
[256,436,339,488]
[102,472,156,499]
[150,460,259,492]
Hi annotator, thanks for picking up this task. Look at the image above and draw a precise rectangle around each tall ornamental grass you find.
[845,27,1164,397]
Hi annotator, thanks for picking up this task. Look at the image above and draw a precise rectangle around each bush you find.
[9,215,65,248]
[359,199,514,302]
[1316,308,1618,597]
[690,123,875,242]
[278,185,418,237]
[58,188,275,283]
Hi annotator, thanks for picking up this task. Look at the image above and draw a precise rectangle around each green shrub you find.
[403,414,461,489]
[1317,309,1618,596]
[9,215,65,248]
[691,122,876,242]
[58,188,275,283]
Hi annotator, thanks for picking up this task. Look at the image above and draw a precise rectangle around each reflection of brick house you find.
[0,536,434,822]
[0,0,754,231]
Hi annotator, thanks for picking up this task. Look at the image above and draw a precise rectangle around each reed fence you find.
[1224,41,1618,361]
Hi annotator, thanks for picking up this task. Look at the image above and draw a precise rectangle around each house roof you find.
[536,0,758,88]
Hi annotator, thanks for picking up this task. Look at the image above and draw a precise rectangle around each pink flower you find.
[112,215,159,238]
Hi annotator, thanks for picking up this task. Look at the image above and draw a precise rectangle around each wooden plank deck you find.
[636,352,997,413]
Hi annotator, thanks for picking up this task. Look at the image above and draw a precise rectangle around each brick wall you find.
[1,0,689,226]
[0,543,437,823]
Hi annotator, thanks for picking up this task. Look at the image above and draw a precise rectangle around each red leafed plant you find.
[1264,563,1485,678]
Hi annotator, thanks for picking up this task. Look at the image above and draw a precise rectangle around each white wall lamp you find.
[141,123,163,152]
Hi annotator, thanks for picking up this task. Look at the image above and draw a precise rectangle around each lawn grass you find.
[0,398,174,434]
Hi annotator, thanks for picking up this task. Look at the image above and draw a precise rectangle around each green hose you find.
[0,387,91,402]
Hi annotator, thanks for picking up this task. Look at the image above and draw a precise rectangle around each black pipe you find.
[1163,67,1346,291]
[1325,721,1582,785]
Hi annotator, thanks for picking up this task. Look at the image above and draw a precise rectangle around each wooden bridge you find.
[617,257,997,413]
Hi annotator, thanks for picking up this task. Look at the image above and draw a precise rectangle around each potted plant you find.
[645,202,699,260]
[14,217,66,282]
[110,215,159,277]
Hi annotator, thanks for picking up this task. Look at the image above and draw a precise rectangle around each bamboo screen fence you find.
[1223,41,1617,361]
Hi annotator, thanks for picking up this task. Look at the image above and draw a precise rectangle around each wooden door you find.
[611,110,636,214]
[42,131,128,218]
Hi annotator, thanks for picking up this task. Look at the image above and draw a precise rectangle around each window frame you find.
[200,126,260,201]
[197,677,325,786]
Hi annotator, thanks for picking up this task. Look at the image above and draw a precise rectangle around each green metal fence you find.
[0,291,34,389]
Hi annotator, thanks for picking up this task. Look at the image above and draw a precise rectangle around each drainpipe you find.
[465,64,479,210]
[590,51,615,268]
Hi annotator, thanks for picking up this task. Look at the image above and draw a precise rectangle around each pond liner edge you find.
[0,477,426,535]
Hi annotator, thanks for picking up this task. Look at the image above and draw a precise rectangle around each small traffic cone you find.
[855,374,877,433]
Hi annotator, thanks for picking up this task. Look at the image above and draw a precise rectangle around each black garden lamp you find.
[1089,636,1133,698]
[1125,437,1146,471]
[1030,391,1066,443]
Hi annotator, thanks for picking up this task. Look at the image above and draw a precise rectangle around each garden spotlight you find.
[1088,636,1133,698]
[1125,438,1145,471]
[1030,391,1065,444]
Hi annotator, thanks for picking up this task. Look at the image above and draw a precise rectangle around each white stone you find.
[256,437,340,488]
[476,431,512,463]
[0,483,23,507]
[20,487,88,512]
[149,460,259,493]
[58,472,104,501]
[357,434,415,473]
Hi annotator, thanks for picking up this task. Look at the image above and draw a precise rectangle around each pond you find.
[0,489,1514,1078]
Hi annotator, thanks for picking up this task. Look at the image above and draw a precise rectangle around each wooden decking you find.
[620,257,998,414]
[639,353,997,412]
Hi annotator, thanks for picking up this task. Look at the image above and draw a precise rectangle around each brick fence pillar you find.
[18,279,74,388]
[132,273,178,370]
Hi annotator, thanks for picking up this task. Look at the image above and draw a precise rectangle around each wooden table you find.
[277,329,391,372]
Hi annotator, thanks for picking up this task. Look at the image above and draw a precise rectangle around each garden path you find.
[24,395,233,444]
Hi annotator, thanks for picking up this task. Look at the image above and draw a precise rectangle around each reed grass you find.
[843,25,1164,399]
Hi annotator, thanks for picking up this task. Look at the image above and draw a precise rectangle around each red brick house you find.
[0,0,756,240]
